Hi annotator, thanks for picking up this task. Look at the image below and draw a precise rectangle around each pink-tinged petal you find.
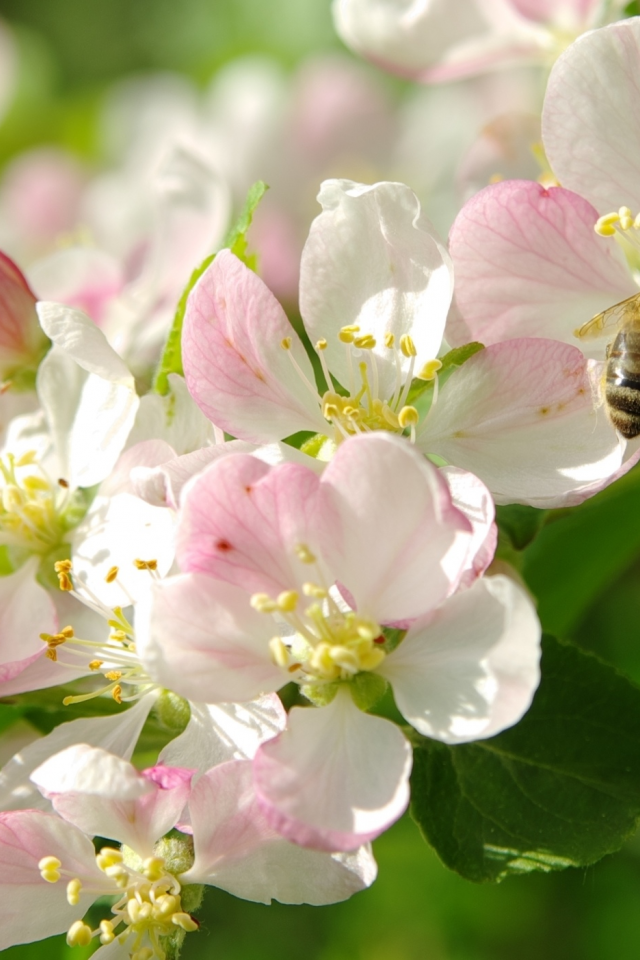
[31,745,153,800]
[98,439,177,498]
[0,251,47,377]
[183,760,376,904]
[379,575,540,743]
[0,809,107,949]
[448,181,636,348]
[136,573,283,704]
[0,693,157,811]
[254,689,412,852]
[159,695,287,771]
[510,0,599,24]
[332,0,542,82]
[176,454,328,596]
[46,760,193,856]
[126,373,216,455]
[300,179,452,399]
[553,432,640,507]
[543,19,640,213]
[71,491,176,607]
[29,247,124,326]
[0,558,57,666]
[319,433,472,622]
[182,249,325,442]
[441,465,497,588]
[420,338,624,506]
[457,112,542,205]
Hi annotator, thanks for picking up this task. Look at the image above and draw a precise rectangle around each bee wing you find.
[575,292,640,340]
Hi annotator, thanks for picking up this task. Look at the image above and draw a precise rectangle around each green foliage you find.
[410,635,640,882]
[495,504,547,552]
[152,180,268,395]
[523,465,640,637]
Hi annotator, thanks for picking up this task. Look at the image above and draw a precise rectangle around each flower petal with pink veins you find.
[543,19,640,214]
[182,249,325,442]
[300,179,453,399]
[0,809,108,949]
[0,693,157,812]
[318,433,472,622]
[441,465,497,589]
[0,558,57,666]
[419,338,624,506]
[136,573,283,704]
[31,744,153,800]
[448,181,636,348]
[45,757,193,857]
[176,454,330,596]
[159,695,286,771]
[253,688,412,852]
[183,760,377,903]
[379,575,540,742]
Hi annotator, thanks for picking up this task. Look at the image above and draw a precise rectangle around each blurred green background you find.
[0,0,639,957]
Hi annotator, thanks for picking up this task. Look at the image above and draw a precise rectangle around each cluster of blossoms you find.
[0,3,637,956]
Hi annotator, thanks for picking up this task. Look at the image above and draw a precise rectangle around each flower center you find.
[251,543,386,688]
[39,847,197,960]
[281,327,441,444]
[39,558,158,706]
[0,451,84,558]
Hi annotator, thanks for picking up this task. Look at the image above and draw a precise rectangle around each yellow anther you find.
[277,590,298,612]
[38,856,61,883]
[353,334,376,349]
[60,625,74,638]
[96,848,123,871]
[384,332,395,348]
[134,558,158,571]
[99,920,115,945]
[88,660,104,670]
[142,856,165,881]
[316,338,328,350]
[128,898,153,923]
[281,337,292,350]
[66,921,92,947]
[595,212,620,236]
[400,334,417,358]
[416,358,443,381]
[398,405,420,428]
[22,475,50,492]
[110,630,127,642]
[54,559,73,591]
[269,636,290,668]
[66,878,82,905]
[302,582,327,598]
[14,450,37,467]
[105,670,122,681]
[54,559,72,573]
[295,544,316,564]
[45,647,58,661]
[105,566,119,583]
[172,913,199,932]
[250,592,278,614]
[153,894,180,918]
[112,684,123,704]
[338,324,360,343]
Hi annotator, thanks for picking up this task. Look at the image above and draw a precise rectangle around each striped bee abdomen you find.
[605,327,640,438]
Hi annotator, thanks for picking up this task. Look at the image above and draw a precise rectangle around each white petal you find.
[31,744,152,800]
[379,576,541,743]
[300,179,452,399]
[159,695,287,771]
[254,689,412,851]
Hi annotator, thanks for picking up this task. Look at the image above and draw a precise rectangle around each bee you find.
[575,291,640,438]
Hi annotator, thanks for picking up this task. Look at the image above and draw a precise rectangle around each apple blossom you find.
[136,432,541,851]
[331,0,626,83]
[0,742,376,954]
[182,177,626,506]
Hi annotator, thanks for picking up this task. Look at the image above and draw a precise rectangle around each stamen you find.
[400,334,417,358]
[105,566,119,583]
[384,332,395,348]
[295,544,316,564]
[67,878,82,905]
[66,921,92,947]
[338,324,360,344]
[416,358,443,381]
[38,856,61,882]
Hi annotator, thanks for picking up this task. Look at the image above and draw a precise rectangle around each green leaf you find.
[522,464,640,637]
[410,635,640,883]
[496,504,547,552]
[406,342,484,405]
[152,180,269,395]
